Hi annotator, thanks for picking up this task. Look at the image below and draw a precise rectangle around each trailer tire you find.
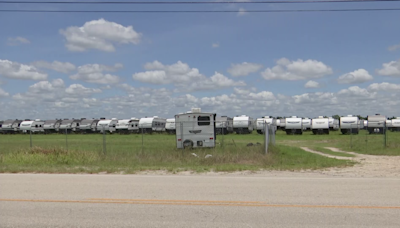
[183,140,193,149]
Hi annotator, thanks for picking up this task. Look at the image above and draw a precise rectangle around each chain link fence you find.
[0,121,275,155]
[347,123,400,153]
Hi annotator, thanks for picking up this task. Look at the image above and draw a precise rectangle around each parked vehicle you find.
[328,117,340,131]
[367,114,387,134]
[97,118,118,134]
[233,115,254,134]
[340,115,363,134]
[285,116,303,135]
[391,117,400,132]
[43,119,62,133]
[79,119,99,133]
[215,116,233,135]
[139,116,166,134]
[302,118,312,131]
[175,108,216,149]
[311,116,330,135]
[1,119,22,134]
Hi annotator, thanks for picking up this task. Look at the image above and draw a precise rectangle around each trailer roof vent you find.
[35,119,41,121]
[347,115,353,117]
[240,115,247,117]
[263,116,270,118]
[397,117,400,119]
[318,116,324,119]
[111,118,118,120]
[291,116,297,118]
[100,117,106,120]
[153,116,159,118]
[191,108,201,113]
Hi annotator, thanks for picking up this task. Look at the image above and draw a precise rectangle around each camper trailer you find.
[43,119,62,133]
[276,119,282,130]
[367,114,387,134]
[1,119,22,134]
[139,116,166,133]
[175,108,216,149]
[78,119,99,133]
[340,115,363,134]
[165,118,176,134]
[256,116,276,134]
[116,118,139,134]
[59,119,81,133]
[279,119,286,131]
[328,117,340,131]
[19,120,34,133]
[215,116,233,135]
[363,120,368,130]
[311,116,330,135]
[391,117,400,132]
[233,115,254,134]
[97,118,118,134]
[285,116,303,135]
[302,118,312,131]
[385,119,393,132]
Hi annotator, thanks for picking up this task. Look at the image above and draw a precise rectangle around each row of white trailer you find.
[0,114,399,136]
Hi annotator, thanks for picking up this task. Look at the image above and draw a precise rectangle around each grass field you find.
[0,131,359,173]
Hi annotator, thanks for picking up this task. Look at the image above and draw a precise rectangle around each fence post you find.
[180,122,183,152]
[65,128,68,152]
[384,122,387,148]
[30,130,32,148]
[221,121,224,149]
[264,122,269,154]
[141,127,144,154]
[102,125,106,155]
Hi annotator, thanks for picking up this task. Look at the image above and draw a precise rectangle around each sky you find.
[0,0,400,120]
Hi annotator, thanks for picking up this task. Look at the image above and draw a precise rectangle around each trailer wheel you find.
[183,140,193,149]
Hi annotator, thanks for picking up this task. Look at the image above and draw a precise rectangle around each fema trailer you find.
[311,116,330,135]
[19,120,34,133]
[340,115,363,134]
[116,118,139,134]
[276,119,282,130]
[363,120,368,130]
[139,116,166,134]
[43,119,62,133]
[256,118,266,134]
[233,115,254,134]
[284,116,303,135]
[328,117,340,131]
[391,117,400,132]
[79,119,99,133]
[1,119,22,134]
[97,118,118,134]
[256,116,276,134]
[175,108,216,149]
[367,114,387,134]
[215,116,233,135]
[165,118,176,134]
[30,119,45,133]
[385,119,393,132]
[302,118,312,131]
[59,119,81,133]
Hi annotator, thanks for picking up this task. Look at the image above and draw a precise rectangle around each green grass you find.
[277,130,400,156]
[311,147,355,158]
[0,133,353,173]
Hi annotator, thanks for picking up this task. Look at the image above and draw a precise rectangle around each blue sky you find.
[0,0,400,120]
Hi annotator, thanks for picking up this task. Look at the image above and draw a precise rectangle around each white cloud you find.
[261,58,333,80]
[337,69,373,84]
[388,44,400,52]
[7,37,30,46]
[70,63,122,84]
[237,8,248,16]
[338,86,376,98]
[32,61,76,74]
[65,84,102,95]
[367,82,400,91]
[227,62,263,77]
[304,80,321,88]
[60,18,142,52]
[212,43,220,48]
[0,88,9,98]
[133,61,246,91]
[376,59,400,76]
[0,59,47,80]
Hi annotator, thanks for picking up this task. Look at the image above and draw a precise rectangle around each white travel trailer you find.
[256,116,276,134]
[340,115,363,134]
[385,119,393,131]
[1,119,22,133]
[79,119,99,133]
[302,118,312,131]
[139,116,166,133]
[278,119,286,131]
[43,119,62,133]
[311,116,330,135]
[215,116,233,135]
[97,118,118,134]
[59,119,81,133]
[391,117,400,132]
[233,115,254,134]
[363,120,368,130]
[165,118,176,135]
[116,118,139,134]
[19,120,34,133]
[328,117,340,131]
[175,108,216,149]
[367,114,387,134]
[285,116,303,135]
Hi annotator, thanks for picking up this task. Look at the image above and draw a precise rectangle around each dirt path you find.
[301,147,400,178]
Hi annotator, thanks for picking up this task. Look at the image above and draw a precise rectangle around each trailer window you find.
[198,116,210,126]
